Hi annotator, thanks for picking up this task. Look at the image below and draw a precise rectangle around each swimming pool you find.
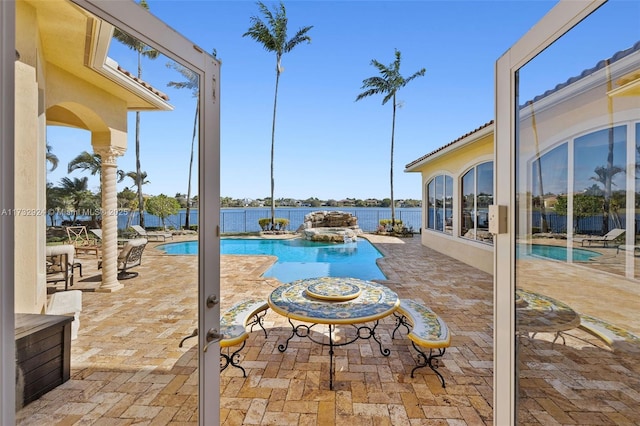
[156,238,387,282]
[518,244,601,262]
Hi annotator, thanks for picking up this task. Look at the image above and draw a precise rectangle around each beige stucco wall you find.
[14,8,47,313]
[411,131,495,275]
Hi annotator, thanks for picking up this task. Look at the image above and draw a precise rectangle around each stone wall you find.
[300,211,359,230]
[298,211,362,242]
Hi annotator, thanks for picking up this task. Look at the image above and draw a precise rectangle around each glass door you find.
[9,0,220,423]
[496,0,640,423]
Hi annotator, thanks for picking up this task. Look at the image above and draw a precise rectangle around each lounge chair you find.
[66,225,100,257]
[131,224,173,242]
[576,228,625,247]
[98,238,147,279]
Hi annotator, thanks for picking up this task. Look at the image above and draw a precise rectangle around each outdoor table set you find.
[268,276,400,389]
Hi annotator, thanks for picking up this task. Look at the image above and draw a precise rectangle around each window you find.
[426,175,453,234]
[460,162,493,243]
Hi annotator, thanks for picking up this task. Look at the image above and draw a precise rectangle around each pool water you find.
[517,244,601,262]
[156,238,387,282]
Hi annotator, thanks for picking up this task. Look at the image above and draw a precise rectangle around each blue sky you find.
[46,0,639,201]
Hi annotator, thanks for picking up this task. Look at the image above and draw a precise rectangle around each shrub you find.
[258,218,290,231]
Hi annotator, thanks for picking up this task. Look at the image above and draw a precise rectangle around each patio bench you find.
[578,314,640,353]
[392,299,451,387]
[180,299,269,377]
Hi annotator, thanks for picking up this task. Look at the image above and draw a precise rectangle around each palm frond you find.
[68,151,101,175]
[284,26,313,53]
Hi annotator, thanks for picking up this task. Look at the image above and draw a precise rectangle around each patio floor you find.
[16,235,639,425]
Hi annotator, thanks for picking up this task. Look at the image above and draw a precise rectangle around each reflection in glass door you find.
[514,1,640,423]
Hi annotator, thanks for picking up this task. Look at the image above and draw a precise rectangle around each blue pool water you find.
[156,238,386,282]
[518,244,601,262]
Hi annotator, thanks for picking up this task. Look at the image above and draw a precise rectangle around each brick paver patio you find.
[16,235,639,424]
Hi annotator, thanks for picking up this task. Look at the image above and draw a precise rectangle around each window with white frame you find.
[426,175,453,234]
[460,161,493,243]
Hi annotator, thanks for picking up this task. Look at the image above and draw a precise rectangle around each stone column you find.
[95,146,125,292]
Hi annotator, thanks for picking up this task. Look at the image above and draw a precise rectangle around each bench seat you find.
[393,299,451,387]
[219,299,269,376]
[579,314,640,353]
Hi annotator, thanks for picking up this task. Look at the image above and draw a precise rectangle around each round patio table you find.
[268,277,400,389]
[516,288,580,345]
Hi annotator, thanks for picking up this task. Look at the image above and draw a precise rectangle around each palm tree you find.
[356,49,425,226]
[113,0,159,228]
[68,151,102,176]
[46,143,58,171]
[243,1,312,230]
[167,61,200,229]
[59,176,91,223]
[118,170,150,189]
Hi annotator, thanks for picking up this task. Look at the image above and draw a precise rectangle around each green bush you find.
[258,218,290,231]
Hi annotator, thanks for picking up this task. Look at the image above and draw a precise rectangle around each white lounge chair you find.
[131,225,173,242]
[576,228,625,247]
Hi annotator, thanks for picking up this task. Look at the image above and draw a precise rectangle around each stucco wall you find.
[411,130,495,275]
[14,60,46,313]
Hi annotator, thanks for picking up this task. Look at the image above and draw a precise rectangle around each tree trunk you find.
[136,51,145,228]
[185,101,198,229]
[270,59,281,230]
[390,94,397,226]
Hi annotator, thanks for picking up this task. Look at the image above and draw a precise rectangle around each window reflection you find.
[515,1,640,421]
[426,175,453,234]
[461,162,493,243]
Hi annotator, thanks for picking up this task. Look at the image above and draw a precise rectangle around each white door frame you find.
[1,1,221,423]
[493,1,605,424]
[1,0,17,423]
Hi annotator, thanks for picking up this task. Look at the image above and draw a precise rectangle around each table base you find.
[278,318,390,390]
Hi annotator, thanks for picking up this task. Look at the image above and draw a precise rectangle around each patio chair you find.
[66,225,100,257]
[131,224,173,242]
[46,244,81,291]
[576,228,625,247]
[98,238,147,279]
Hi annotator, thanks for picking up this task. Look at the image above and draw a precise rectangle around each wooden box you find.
[15,313,73,405]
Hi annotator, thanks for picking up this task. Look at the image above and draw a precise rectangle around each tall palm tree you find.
[243,2,312,230]
[59,176,91,223]
[113,0,159,228]
[68,151,102,176]
[46,143,59,171]
[167,61,200,229]
[356,49,425,226]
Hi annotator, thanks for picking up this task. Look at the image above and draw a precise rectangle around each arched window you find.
[461,161,493,243]
[426,175,453,234]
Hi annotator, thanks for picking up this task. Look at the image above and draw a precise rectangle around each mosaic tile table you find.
[269,277,400,389]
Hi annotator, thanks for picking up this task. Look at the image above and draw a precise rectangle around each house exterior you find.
[407,1,640,422]
[405,121,494,274]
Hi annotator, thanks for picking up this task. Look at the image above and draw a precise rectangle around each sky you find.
[45,0,640,202]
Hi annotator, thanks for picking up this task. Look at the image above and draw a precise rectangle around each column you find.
[95,146,125,292]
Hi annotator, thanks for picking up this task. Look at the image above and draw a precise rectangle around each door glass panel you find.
[515,1,640,422]
[16,2,205,421]
[461,168,475,239]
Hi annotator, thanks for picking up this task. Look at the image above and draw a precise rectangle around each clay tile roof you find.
[117,65,170,101]
[404,120,494,170]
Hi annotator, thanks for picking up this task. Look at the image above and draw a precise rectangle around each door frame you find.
[493,1,605,424]
[1,1,221,423]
